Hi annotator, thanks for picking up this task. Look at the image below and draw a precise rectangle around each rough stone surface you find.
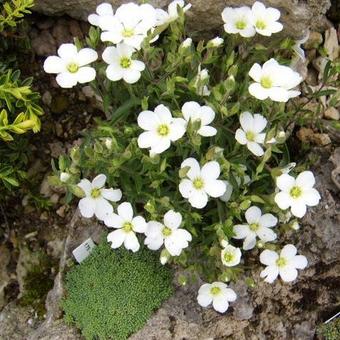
[33,0,332,39]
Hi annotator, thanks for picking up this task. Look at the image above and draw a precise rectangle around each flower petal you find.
[235,129,247,145]
[212,295,229,313]
[124,232,140,252]
[276,174,295,191]
[138,131,158,149]
[200,105,215,125]
[144,234,163,250]
[290,200,307,218]
[247,141,264,156]
[291,255,308,269]
[204,179,226,198]
[201,161,220,180]
[56,72,78,88]
[248,63,262,82]
[189,190,208,209]
[260,265,279,283]
[117,202,133,221]
[198,125,217,137]
[76,67,96,83]
[197,292,212,308]
[248,83,269,100]
[107,229,125,249]
[245,206,262,224]
[179,179,194,198]
[106,64,123,81]
[92,174,106,188]
[104,213,124,228]
[233,224,249,239]
[260,249,279,265]
[164,210,182,230]
[131,216,147,233]
[243,233,256,250]
[169,119,186,141]
[224,288,237,302]
[181,158,201,180]
[137,110,159,130]
[280,244,297,259]
[77,179,92,196]
[296,171,315,188]
[279,266,298,282]
[101,188,122,202]
[181,101,201,122]
[239,111,254,131]
[150,138,171,154]
[154,104,172,123]
[274,191,291,210]
[259,213,278,228]
[43,56,66,74]
[57,43,77,60]
[78,197,95,218]
[94,198,113,220]
[77,48,98,66]
[302,188,321,207]
[252,114,267,133]
[123,69,141,84]
[257,226,277,242]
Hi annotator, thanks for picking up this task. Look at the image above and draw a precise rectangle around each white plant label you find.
[72,238,96,263]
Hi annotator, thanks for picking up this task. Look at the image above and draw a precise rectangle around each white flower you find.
[222,6,255,38]
[208,36,224,47]
[260,244,308,283]
[292,31,309,62]
[179,158,226,209]
[181,101,217,137]
[235,112,267,156]
[88,2,114,27]
[274,171,321,218]
[197,282,237,313]
[181,37,192,48]
[248,58,302,102]
[102,43,145,84]
[77,174,122,220]
[98,3,157,49]
[251,1,283,37]
[137,104,186,155]
[144,210,192,256]
[60,172,71,183]
[105,202,147,252]
[221,244,241,267]
[156,0,192,26]
[43,44,97,88]
[233,206,277,250]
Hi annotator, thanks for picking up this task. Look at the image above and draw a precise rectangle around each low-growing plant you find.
[47,1,339,315]
[63,241,173,340]
[0,0,44,194]
[317,318,340,340]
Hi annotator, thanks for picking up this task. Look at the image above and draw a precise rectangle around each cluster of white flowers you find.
[44,1,191,87]
[222,1,283,38]
[137,101,217,156]
[77,174,192,256]
[49,1,322,316]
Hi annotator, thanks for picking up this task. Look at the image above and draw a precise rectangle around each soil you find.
[0,12,339,340]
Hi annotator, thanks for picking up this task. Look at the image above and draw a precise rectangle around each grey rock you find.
[33,0,331,39]
[31,30,56,56]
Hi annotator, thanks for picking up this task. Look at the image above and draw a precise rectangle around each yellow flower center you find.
[224,252,234,263]
[290,186,302,199]
[260,76,272,89]
[246,131,255,141]
[193,177,204,190]
[276,257,287,268]
[157,124,169,136]
[123,222,133,233]
[235,20,247,30]
[256,20,267,30]
[162,226,172,237]
[67,62,79,73]
[249,223,259,231]
[120,57,132,69]
[122,28,134,38]
[210,286,221,296]
[91,188,101,198]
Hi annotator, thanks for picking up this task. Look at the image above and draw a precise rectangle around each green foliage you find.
[0,67,43,141]
[0,0,34,32]
[63,241,173,340]
[317,319,340,340]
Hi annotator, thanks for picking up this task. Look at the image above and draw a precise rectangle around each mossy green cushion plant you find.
[317,318,340,340]
[63,241,173,340]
